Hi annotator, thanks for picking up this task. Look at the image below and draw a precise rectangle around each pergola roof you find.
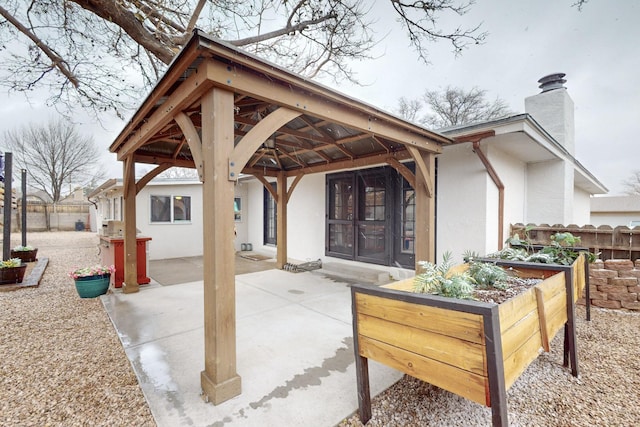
[109,30,447,406]
[109,30,451,176]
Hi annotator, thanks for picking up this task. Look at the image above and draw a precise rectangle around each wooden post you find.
[484,306,508,427]
[200,87,242,404]
[122,155,139,294]
[276,171,288,269]
[414,151,435,265]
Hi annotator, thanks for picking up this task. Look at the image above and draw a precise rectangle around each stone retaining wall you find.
[584,259,640,311]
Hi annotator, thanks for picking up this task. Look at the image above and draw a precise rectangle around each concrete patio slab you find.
[102,269,403,426]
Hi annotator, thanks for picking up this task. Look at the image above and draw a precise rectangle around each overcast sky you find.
[1,0,638,194]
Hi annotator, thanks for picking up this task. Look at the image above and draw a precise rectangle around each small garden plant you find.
[414,252,514,300]
[12,245,35,252]
[489,231,596,264]
[0,258,22,269]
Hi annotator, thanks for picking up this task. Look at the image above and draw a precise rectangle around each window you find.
[264,184,277,245]
[150,195,191,223]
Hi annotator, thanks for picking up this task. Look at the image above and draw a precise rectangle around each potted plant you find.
[69,265,115,298]
[0,258,28,285]
[351,251,588,427]
[10,245,38,263]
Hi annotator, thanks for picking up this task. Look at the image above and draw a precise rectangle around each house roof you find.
[109,30,450,178]
[87,178,203,199]
[440,114,608,195]
[591,195,640,213]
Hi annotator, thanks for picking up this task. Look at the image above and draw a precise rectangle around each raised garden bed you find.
[351,253,588,427]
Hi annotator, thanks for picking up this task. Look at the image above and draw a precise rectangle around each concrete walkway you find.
[101,267,402,426]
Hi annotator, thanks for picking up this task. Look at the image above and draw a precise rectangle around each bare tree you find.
[0,1,486,119]
[4,120,104,202]
[396,96,426,124]
[623,171,640,196]
[396,86,513,128]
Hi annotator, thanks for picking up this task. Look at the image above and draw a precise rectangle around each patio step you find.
[315,262,392,285]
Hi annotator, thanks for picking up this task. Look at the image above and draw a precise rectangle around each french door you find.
[326,166,415,267]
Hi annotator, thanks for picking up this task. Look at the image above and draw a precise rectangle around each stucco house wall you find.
[436,143,490,262]
[136,181,204,260]
[91,179,246,260]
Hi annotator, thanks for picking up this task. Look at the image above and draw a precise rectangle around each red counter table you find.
[100,235,152,288]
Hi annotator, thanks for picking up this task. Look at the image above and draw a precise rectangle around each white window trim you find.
[149,194,192,224]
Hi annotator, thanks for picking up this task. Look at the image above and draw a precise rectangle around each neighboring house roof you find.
[88,177,202,199]
[591,195,640,213]
[439,113,608,195]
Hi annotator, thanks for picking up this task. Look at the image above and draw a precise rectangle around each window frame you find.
[149,194,192,224]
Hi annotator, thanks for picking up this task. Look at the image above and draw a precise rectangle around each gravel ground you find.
[339,305,640,426]
[0,232,155,427]
[3,232,640,426]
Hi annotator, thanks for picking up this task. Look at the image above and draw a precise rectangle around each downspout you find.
[471,141,505,250]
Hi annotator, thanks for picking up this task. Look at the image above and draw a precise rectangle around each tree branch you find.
[0,4,79,87]
[228,14,338,47]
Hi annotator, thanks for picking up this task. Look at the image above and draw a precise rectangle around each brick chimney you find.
[524,73,575,155]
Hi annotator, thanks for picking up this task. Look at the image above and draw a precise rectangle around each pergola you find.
[109,30,451,405]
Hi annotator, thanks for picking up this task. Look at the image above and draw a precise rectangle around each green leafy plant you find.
[414,252,476,299]
[491,231,596,264]
[12,245,35,252]
[467,261,509,290]
[0,258,22,269]
[505,225,535,250]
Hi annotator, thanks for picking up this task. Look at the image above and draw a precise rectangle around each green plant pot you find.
[74,274,111,298]
[0,264,27,285]
[10,249,38,263]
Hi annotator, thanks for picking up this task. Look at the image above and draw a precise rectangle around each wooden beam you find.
[245,150,412,178]
[175,112,205,182]
[229,107,302,180]
[116,60,214,160]
[286,173,305,204]
[386,158,416,189]
[122,155,139,294]
[200,87,242,404]
[203,59,445,154]
[407,146,433,198]
[535,287,551,352]
[276,171,288,269]
[109,41,203,153]
[135,163,172,195]
[414,152,435,266]
[132,154,195,168]
[253,173,277,199]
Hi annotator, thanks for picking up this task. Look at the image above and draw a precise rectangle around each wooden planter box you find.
[0,264,28,285]
[351,254,588,427]
[10,249,38,263]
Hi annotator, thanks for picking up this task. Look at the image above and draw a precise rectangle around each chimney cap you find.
[538,73,566,92]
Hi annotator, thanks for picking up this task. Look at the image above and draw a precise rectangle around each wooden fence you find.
[510,223,640,261]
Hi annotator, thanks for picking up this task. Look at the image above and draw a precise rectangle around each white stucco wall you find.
[589,213,638,227]
[485,143,527,251]
[526,160,572,225]
[525,88,575,155]
[572,188,591,226]
[233,180,249,252]
[137,182,204,260]
[436,143,489,264]
[245,173,327,262]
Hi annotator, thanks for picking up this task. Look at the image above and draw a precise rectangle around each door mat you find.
[240,254,272,261]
